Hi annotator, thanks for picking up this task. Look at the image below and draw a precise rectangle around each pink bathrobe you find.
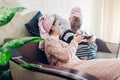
[45,36,120,80]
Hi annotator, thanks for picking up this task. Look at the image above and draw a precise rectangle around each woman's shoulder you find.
[46,36,58,42]
[46,36,68,45]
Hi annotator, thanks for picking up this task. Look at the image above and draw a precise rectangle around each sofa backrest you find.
[106,42,119,54]
[0,11,39,45]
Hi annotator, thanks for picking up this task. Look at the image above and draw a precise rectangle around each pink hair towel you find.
[38,14,55,50]
[69,7,83,21]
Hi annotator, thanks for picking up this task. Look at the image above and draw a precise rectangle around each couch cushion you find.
[96,38,111,53]
[25,11,42,36]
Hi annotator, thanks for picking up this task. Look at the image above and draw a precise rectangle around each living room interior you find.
[0,0,120,80]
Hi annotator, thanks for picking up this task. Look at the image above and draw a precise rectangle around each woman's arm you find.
[45,37,78,62]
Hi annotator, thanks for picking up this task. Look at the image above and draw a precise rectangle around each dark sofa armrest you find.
[11,57,100,80]
[4,38,49,64]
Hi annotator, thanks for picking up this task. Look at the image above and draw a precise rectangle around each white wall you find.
[21,0,97,34]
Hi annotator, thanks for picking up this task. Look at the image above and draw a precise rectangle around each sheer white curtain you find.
[94,0,120,43]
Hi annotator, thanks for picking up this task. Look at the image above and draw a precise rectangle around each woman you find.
[38,14,62,51]
[39,14,120,80]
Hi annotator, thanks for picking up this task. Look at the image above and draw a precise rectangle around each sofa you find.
[1,10,119,80]
[8,41,118,80]
[9,42,99,80]
[7,39,119,80]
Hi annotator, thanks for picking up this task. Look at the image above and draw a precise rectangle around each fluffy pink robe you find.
[45,36,120,80]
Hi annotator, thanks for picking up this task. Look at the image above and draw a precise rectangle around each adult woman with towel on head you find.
[38,14,61,50]
[38,13,120,80]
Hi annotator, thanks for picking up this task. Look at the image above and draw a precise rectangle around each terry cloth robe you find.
[45,36,120,80]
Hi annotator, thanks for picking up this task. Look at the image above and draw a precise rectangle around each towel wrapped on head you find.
[38,14,55,50]
[69,7,83,22]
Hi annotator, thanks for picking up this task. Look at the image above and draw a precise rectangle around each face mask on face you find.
[56,25,63,34]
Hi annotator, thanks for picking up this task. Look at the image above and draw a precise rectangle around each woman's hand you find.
[74,34,85,43]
